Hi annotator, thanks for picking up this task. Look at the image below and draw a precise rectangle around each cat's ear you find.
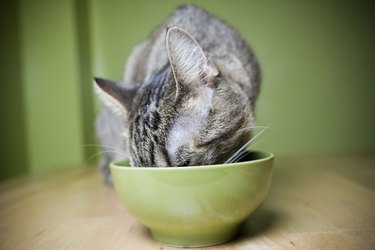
[94,78,137,115]
[166,26,219,92]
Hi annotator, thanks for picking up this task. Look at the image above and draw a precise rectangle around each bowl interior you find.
[111,150,273,169]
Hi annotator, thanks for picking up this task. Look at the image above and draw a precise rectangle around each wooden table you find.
[1,154,374,249]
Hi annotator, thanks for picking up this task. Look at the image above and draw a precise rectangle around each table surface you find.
[1,154,374,249]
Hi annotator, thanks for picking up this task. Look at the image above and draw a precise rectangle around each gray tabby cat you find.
[94,5,260,183]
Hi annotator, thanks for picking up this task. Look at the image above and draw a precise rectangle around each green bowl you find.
[110,150,274,247]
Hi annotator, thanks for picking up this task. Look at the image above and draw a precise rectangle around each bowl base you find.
[150,225,241,247]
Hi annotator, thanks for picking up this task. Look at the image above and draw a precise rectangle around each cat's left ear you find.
[94,78,138,116]
[166,26,219,93]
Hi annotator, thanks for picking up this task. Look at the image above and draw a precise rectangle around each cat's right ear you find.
[166,26,219,93]
[94,78,137,116]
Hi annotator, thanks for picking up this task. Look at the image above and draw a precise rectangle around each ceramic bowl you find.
[110,150,274,247]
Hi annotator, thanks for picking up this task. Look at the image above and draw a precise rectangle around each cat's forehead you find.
[132,67,171,111]
[145,65,171,86]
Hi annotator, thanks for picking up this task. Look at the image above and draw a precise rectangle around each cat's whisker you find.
[250,125,272,130]
[83,150,128,168]
[83,151,106,168]
[81,143,122,151]
[229,149,248,164]
[225,127,267,164]
[80,144,127,156]
[237,124,272,135]
[247,124,273,130]
[229,136,267,164]
[248,136,266,149]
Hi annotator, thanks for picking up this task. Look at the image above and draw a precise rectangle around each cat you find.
[94,5,260,183]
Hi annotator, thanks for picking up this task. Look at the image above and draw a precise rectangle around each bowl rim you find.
[110,150,274,171]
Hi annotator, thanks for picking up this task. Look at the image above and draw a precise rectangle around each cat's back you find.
[124,5,259,92]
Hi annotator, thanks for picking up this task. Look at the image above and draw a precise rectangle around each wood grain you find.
[1,154,374,249]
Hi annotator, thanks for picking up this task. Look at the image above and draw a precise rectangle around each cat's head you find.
[95,26,256,167]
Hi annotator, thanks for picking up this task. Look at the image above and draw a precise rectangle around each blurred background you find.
[1,0,374,181]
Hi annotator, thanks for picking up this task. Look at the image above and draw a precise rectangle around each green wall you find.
[1,0,97,181]
[1,0,374,180]
[0,0,28,180]
[20,0,84,173]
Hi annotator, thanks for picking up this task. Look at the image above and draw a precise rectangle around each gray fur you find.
[95,5,260,183]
